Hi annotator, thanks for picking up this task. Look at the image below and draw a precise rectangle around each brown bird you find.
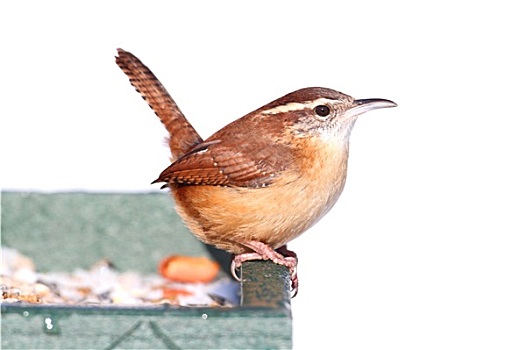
[115,48,397,296]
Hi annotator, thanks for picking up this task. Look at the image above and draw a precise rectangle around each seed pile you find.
[1,246,239,307]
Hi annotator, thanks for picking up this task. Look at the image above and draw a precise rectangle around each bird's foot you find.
[230,241,299,297]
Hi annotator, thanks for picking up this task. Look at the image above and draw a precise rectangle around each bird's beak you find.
[350,98,397,116]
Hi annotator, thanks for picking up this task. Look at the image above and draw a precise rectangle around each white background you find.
[2,1,525,349]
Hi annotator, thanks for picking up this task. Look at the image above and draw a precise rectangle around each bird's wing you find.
[153,139,295,188]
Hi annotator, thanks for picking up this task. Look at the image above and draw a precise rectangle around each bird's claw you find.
[230,242,299,297]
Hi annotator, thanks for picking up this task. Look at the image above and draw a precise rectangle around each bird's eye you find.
[314,105,331,117]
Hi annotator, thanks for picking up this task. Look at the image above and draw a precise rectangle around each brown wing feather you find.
[153,139,296,188]
[115,48,202,159]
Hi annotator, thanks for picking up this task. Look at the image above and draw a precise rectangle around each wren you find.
[116,49,397,296]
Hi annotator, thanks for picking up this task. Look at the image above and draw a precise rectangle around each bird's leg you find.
[230,241,299,297]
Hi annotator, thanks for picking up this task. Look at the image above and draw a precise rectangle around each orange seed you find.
[158,255,220,283]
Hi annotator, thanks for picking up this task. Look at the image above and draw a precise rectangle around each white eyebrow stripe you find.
[261,98,340,115]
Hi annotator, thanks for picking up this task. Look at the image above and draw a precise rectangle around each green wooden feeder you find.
[1,192,292,349]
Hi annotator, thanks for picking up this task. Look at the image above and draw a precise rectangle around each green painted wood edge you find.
[241,260,292,310]
[1,304,292,349]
